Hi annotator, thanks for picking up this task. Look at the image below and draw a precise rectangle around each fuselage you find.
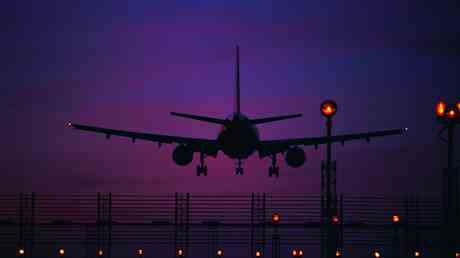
[217,113,259,159]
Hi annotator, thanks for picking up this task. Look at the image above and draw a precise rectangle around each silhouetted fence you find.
[0,193,443,258]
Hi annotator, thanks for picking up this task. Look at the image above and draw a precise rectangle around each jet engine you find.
[172,145,194,166]
[285,147,306,168]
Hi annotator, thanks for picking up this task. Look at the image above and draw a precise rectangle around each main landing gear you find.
[235,159,244,175]
[268,154,280,178]
[196,153,208,176]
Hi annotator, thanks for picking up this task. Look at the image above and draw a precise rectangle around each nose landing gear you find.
[268,154,280,178]
[196,153,208,176]
[235,159,244,175]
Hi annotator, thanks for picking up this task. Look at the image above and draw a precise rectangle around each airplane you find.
[68,46,407,177]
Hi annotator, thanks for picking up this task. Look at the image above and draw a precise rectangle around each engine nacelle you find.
[172,145,194,166]
[285,147,306,168]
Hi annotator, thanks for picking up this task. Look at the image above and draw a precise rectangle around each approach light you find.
[332,215,340,224]
[336,249,342,257]
[177,248,184,257]
[58,248,65,256]
[97,249,103,256]
[255,250,262,257]
[271,213,280,224]
[321,100,338,118]
[414,250,421,257]
[292,249,298,257]
[373,251,381,258]
[217,249,224,256]
[456,252,460,258]
[298,249,304,257]
[137,248,144,256]
[436,101,447,117]
[17,248,25,256]
[392,215,400,223]
[447,109,457,119]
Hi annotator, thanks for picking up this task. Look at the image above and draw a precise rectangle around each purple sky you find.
[2,0,459,194]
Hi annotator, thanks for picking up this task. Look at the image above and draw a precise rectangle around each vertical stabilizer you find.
[235,45,241,114]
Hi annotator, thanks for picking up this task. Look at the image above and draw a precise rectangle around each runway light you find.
[392,215,400,223]
[321,100,338,118]
[436,101,446,117]
[137,248,144,256]
[336,249,342,257]
[373,250,381,258]
[97,249,103,256]
[292,249,298,257]
[447,109,457,119]
[298,249,304,257]
[271,212,280,224]
[17,248,25,256]
[457,102,460,112]
[176,248,184,257]
[414,250,421,257]
[456,252,460,258]
[255,250,262,257]
[58,248,65,256]
[217,249,224,256]
[332,215,340,224]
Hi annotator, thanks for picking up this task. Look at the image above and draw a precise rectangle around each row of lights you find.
[436,100,460,120]
[15,247,460,257]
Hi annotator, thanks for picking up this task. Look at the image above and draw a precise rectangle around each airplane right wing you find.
[258,128,408,158]
[68,122,220,156]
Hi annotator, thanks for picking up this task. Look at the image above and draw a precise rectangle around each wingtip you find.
[66,121,73,128]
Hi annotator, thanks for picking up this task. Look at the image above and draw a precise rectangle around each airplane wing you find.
[68,122,220,156]
[258,128,407,158]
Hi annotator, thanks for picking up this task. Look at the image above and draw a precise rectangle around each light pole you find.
[435,100,460,257]
[320,100,338,258]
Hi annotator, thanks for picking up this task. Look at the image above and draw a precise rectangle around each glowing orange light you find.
[272,213,280,224]
[447,109,456,118]
[414,250,421,257]
[373,251,381,258]
[298,250,304,256]
[137,249,144,256]
[217,249,224,256]
[436,101,446,117]
[97,249,103,256]
[457,102,460,112]
[59,248,65,256]
[292,249,298,257]
[18,248,25,256]
[321,100,338,118]
[177,248,184,257]
[255,250,262,257]
[332,215,340,224]
[336,249,342,257]
[392,215,400,223]
[456,252,460,258]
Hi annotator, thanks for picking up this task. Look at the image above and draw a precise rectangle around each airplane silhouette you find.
[68,46,407,177]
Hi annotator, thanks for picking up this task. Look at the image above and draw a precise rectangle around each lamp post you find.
[320,100,338,258]
[435,100,460,257]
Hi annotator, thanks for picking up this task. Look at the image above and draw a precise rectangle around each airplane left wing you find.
[68,122,220,156]
[258,128,407,158]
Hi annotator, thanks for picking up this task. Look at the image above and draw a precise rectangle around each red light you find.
[447,109,457,119]
[373,251,381,258]
[59,248,65,256]
[97,249,103,256]
[321,100,338,118]
[18,248,25,256]
[216,249,224,256]
[456,252,460,258]
[392,215,400,223]
[332,215,340,224]
[292,249,298,257]
[436,101,446,117]
[336,249,342,257]
[272,213,280,224]
[255,250,262,257]
[414,250,421,257]
[177,248,184,257]
[298,250,304,257]
[137,249,144,256]
[457,102,460,112]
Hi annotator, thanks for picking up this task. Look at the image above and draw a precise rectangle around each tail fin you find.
[235,45,241,114]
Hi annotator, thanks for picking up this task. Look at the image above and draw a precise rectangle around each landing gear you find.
[235,159,244,175]
[196,153,208,176]
[269,154,280,178]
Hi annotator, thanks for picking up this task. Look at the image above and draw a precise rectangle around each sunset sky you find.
[2,0,459,194]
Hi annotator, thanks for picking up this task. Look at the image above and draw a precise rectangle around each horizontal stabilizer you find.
[250,114,302,124]
[170,112,227,124]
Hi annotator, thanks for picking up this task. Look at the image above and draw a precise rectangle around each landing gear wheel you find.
[235,159,244,175]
